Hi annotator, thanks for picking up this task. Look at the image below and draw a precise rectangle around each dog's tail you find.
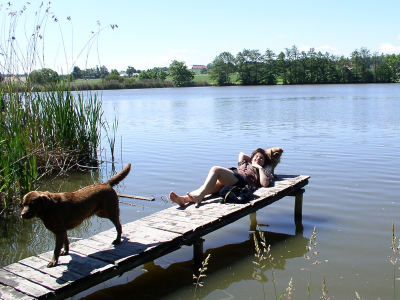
[106,163,132,187]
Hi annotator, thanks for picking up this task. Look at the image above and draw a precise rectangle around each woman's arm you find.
[258,168,270,187]
[252,161,270,187]
[238,152,251,163]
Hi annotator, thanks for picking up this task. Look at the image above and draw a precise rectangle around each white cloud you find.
[317,45,339,54]
[380,43,400,54]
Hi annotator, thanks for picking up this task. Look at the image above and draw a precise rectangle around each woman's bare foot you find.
[169,191,187,207]
[186,193,203,204]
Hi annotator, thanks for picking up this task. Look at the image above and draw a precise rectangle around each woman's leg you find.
[170,166,238,206]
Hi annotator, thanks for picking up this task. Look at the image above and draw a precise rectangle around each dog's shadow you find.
[43,237,161,284]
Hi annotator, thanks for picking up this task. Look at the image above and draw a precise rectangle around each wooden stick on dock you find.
[117,193,155,201]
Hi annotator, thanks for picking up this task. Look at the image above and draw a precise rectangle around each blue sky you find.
[2,0,400,74]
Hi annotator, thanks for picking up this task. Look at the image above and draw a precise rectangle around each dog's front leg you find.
[48,232,65,268]
[60,232,69,256]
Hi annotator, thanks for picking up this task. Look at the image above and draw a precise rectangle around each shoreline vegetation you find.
[3,45,400,92]
[0,2,120,215]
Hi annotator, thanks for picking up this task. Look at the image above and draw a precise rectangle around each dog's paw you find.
[60,250,69,256]
[47,260,57,268]
[112,239,121,245]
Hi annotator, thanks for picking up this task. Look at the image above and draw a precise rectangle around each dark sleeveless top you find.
[236,159,261,188]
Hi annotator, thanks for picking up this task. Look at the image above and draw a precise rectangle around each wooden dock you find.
[0,174,309,300]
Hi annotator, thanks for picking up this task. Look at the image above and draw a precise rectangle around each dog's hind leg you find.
[61,232,69,256]
[48,232,65,268]
[111,218,122,245]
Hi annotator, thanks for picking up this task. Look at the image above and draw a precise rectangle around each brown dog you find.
[21,163,131,267]
[265,147,283,177]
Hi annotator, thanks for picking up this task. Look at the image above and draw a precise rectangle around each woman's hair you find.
[250,148,271,167]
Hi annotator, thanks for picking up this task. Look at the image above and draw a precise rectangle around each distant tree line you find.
[70,65,110,80]
[209,46,400,85]
[22,45,400,87]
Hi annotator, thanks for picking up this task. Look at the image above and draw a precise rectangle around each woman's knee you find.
[209,166,223,174]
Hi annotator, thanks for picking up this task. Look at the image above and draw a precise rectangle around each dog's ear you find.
[38,192,52,214]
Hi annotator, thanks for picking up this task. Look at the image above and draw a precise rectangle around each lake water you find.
[1,84,400,299]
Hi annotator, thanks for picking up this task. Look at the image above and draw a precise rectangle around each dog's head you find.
[21,191,52,219]
[265,147,284,166]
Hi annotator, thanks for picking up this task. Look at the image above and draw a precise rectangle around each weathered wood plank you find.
[0,283,33,300]
[134,218,196,234]
[0,269,53,299]
[19,256,83,283]
[145,208,219,226]
[37,251,114,277]
[3,263,69,291]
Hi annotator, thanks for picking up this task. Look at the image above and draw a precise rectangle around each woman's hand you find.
[251,161,263,169]
[238,152,251,163]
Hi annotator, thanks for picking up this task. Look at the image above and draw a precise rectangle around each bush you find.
[28,68,59,85]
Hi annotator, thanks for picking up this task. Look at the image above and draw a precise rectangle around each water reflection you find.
[81,212,308,300]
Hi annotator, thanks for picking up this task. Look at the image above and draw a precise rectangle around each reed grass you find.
[253,226,280,299]
[0,2,118,215]
[302,226,321,300]
[192,253,211,300]
[388,220,400,300]
[0,83,106,211]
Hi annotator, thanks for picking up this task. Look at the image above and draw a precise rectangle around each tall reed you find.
[389,220,400,300]
[0,2,118,214]
[0,83,105,211]
[192,253,211,300]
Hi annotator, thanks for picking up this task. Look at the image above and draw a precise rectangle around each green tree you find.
[28,68,59,84]
[158,69,167,81]
[168,60,194,87]
[126,66,136,77]
[71,66,83,80]
[350,49,361,82]
[209,51,236,86]
[276,51,288,84]
[236,49,262,85]
[307,48,317,83]
[110,69,119,76]
[261,49,277,85]
[138,70,151,80]
[99,65,109,78]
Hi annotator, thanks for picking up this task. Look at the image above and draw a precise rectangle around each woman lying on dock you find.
[169,148,272,207]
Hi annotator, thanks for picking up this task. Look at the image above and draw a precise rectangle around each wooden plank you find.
[68,242,124,264]
[0,284,33,300]
[73,238,134,258]
[19,256,83,283]
[134,218,197,235]
[90,233,150,254]
[3,263,69,291]
[145,208,219,226]
[37,251,114,277]
[0,269,53,299]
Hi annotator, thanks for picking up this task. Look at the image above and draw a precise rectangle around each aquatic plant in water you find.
[192,253,211,300]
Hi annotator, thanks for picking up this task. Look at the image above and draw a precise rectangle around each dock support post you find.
[294,188,305,233]
[193,238,205,268]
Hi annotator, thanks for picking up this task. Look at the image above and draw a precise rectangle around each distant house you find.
[191,65,207,70]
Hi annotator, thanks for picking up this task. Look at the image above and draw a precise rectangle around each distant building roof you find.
[191,65,207,69]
